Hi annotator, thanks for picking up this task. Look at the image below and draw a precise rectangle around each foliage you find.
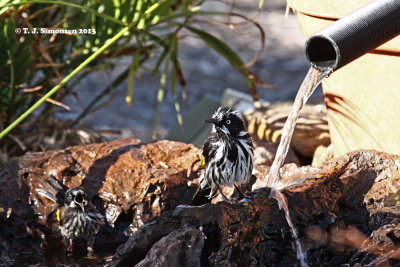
[0,0,265,161]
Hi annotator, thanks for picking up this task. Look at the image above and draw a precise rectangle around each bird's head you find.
[64,187,87,212]
[204,107,247,136]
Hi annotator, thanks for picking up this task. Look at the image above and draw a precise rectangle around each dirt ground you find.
[57,0,323,141]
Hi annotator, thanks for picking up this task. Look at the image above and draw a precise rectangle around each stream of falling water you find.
[266,66,332,267]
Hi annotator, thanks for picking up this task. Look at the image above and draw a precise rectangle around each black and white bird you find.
[200,107,254,202]
[37,176,104,256]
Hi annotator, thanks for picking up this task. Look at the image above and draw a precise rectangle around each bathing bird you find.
[37,176,104,256]
[199,107,254,202]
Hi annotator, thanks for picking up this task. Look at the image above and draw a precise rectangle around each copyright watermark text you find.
[15,28,96,35]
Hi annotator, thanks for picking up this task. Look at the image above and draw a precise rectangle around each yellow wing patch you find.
[56,209,61,222]
[201,155,206,167]
[315,174,324,179]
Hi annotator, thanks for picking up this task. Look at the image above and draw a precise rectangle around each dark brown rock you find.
[0,138,202,263]
[109,204,226,267]
[109,150,400,266]
[135,227,204,267]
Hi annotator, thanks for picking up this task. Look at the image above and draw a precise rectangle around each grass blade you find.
[171,67,183,129]
[126,54,136,108]
[152,33,177,138]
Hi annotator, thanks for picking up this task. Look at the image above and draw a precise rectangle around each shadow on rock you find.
[0,159,47,265]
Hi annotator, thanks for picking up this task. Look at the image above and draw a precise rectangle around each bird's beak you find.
[74,197,85,212]
[204,118,220,126]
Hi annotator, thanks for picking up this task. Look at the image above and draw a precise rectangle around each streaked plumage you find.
[200,107,254,201]
[37,176,104,255]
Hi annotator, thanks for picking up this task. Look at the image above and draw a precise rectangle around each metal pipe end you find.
[305,35,339,71]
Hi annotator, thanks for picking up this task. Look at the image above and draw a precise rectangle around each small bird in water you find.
[37,176,104,256]
[199,107,254,202]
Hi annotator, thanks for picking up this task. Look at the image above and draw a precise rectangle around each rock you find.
[109,150,400,266]
[135,227,204,267]
[0,138,202,264]
[109,204,225,267]
[251,163,321,191]
[312,143,334,166]
[364,223,400,261]
[244,102,331,157]
[1,139,399,266]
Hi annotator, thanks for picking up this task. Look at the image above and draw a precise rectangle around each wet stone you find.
[135,227,204,267]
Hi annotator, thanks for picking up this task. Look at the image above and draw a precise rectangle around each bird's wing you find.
[38,175,68,204]
[36,188,58,203]
[87,209,105,224]
[202,132,219,166]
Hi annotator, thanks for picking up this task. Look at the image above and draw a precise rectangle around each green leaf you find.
[171,59,177,95]
[0,20,131,139]
[151,45,169,78]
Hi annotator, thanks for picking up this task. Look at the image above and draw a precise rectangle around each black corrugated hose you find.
[304,0,400,71]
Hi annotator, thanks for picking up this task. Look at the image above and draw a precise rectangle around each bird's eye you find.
[226,119,231,125]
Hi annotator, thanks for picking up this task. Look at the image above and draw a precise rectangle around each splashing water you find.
[266,66,332,267]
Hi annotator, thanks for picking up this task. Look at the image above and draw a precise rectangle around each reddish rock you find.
[211,163,319,203]
[24,138,201,227]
